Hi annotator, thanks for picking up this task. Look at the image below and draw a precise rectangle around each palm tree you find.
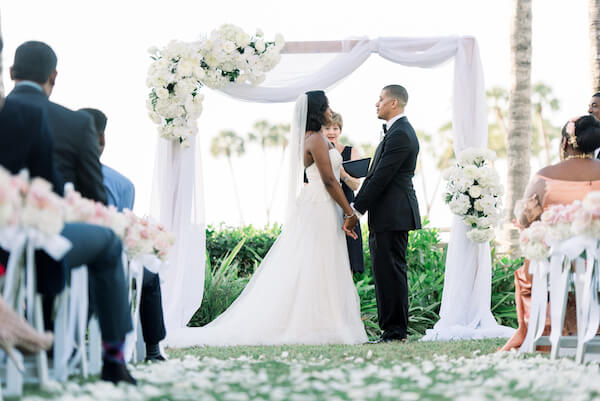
[590,0,600,92]
[504,0,532,252]
[247,120,289,223]
[531,82,560,165]
[210,130,246,225]
[486,86,509,141]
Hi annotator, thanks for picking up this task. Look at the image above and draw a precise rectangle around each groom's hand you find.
[343,215,359,239]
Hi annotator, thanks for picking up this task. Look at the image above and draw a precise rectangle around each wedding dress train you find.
[166,149,368,347]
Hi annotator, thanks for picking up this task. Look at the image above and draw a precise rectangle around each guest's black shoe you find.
[100,359,137,385]
[145,353,167,363]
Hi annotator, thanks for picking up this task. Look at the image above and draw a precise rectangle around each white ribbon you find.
[1,228,27,305]
[67,267,89,373]
[124,255,146,362]
[524,258,551,350]
[549,253,569,349]
[580,244,600,343]
[26,228,72,261]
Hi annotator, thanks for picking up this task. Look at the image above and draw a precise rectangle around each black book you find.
[342,157,371,178]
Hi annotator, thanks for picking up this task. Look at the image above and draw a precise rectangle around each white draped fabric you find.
[157,35,512,343]
[151,137,205,341]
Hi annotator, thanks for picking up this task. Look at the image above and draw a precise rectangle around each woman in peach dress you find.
[501,115,600,351]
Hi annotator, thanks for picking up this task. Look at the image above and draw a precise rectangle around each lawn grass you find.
[166,337,506,362]
[19,339,600,401]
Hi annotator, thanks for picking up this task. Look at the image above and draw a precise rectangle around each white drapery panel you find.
[159,35,511,343]
[151,137,205,342]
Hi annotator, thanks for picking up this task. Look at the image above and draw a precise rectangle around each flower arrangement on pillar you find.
[146,24,284,147]
[443,148,504,243]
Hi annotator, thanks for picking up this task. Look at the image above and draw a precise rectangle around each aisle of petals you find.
[22,351,600,401]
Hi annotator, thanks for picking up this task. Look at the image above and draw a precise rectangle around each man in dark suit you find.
[346,84,421,342]
[7,41,107,204]
[1,40,135,384]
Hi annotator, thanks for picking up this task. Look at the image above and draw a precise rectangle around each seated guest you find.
[0,41,136,384]
[0,91,53,365]
[80,107,167,362]
[7,41,107,204]
[501,115,600,351]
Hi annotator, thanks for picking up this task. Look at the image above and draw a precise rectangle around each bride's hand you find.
[342,215,358,239]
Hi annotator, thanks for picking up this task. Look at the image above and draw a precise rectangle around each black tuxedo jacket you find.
[354,116,421,232]
[0,98,67,295]
[8,85,107,204]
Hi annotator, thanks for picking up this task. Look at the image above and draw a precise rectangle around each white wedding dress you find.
[166,148,368,347]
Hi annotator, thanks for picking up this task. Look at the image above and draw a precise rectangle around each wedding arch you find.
[150,34,513,343]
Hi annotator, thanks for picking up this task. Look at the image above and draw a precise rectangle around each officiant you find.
[324,111,364,274]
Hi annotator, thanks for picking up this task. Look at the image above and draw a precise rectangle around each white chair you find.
[523,251,600,362]
[52,266,90,381]
[0,237,49,397]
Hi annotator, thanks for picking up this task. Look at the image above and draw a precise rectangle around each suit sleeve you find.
[76,115,108,204]
[353,130,411,214]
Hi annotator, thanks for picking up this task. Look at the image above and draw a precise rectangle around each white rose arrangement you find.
[146,24,284,147]
[443,148,504,243]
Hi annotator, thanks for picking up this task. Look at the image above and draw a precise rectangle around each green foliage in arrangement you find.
[193,222,520,337]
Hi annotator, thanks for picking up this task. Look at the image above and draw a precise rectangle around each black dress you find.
[340,146,365,274]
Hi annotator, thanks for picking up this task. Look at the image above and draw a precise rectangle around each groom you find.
[346,84,421,342]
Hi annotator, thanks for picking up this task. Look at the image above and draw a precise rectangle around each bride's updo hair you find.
[562,115,600,153]
[305,90,329,132]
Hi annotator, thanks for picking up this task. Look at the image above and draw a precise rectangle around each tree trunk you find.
[503,0,532,252]
[227,157,245,226]
[591,0,600,92]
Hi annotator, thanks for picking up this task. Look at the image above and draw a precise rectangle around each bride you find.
[167,91,368,347]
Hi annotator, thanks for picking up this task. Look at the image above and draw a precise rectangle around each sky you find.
[0,0,593,228]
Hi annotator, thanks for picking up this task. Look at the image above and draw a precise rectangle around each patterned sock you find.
[145,343,161,359]
[102,340,125,364]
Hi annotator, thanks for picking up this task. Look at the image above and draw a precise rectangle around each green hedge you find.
[192,222,519,338]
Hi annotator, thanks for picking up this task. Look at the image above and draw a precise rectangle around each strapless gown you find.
[166,149,368,347]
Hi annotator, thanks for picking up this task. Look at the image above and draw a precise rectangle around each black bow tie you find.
[382,124,388,134]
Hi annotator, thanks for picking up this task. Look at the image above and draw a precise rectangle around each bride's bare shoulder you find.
[304,131,324,147]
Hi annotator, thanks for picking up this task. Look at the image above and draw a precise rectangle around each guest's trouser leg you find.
[369,230,408,338]
[140,268,166,345]
[61,223,132,343]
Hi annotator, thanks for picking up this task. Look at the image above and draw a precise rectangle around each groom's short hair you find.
[383,85,408,106]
